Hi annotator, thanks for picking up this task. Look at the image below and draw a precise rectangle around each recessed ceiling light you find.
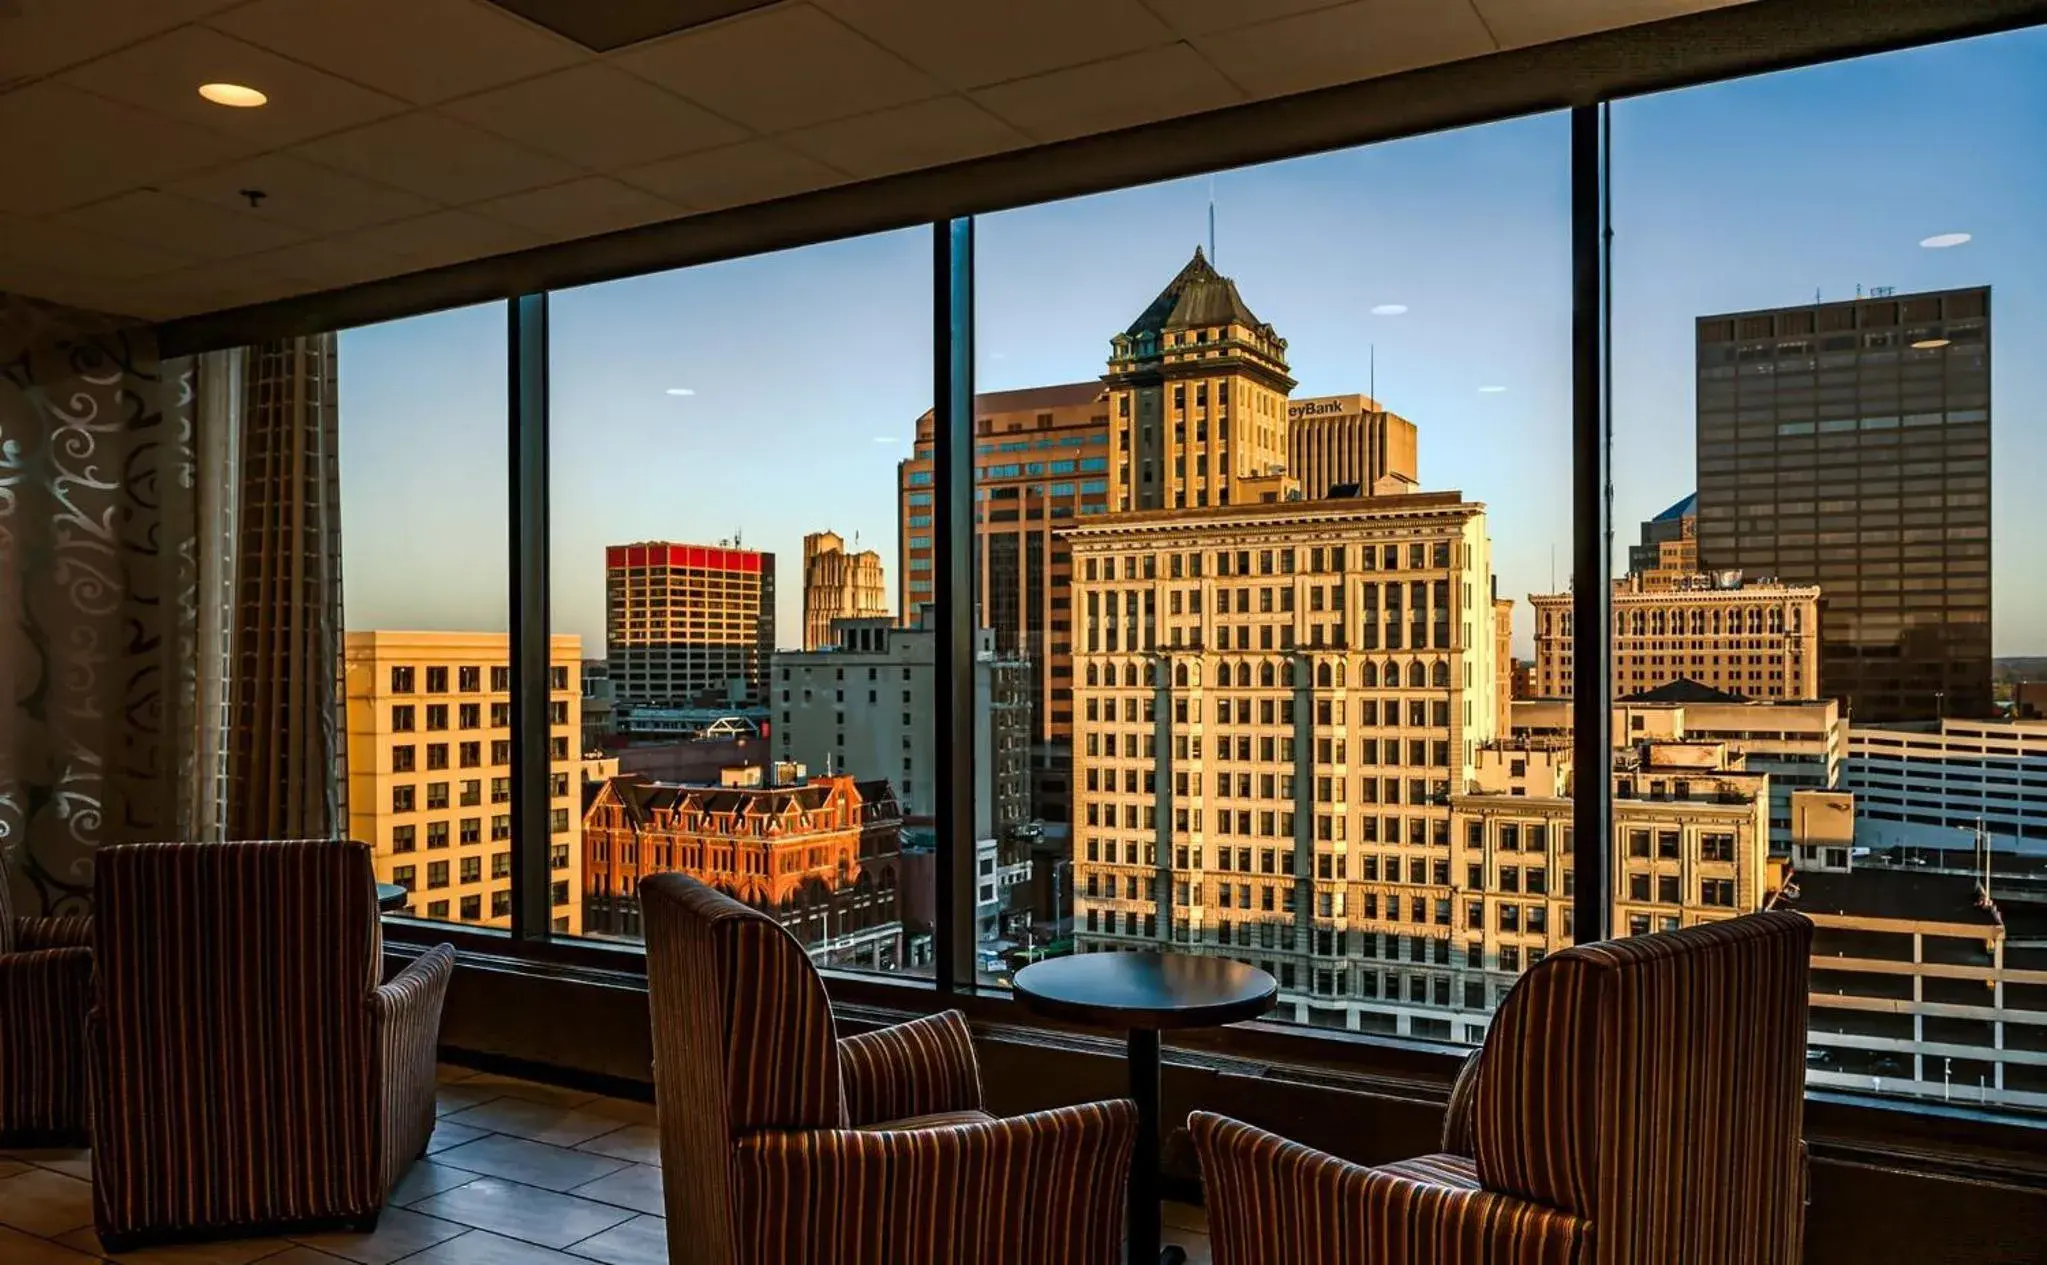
[198,82,267,108]
[1478,385,1507,393]
[1911,338,1951,350]
[1920,232,1971,249]
[1371,304,1408,316]
[664,387,694,396]
[871,436,898,444]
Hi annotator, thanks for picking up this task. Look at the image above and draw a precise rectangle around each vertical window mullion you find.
[1571,105,1612,945]
[509,292,553,940]
[934,218,978,992]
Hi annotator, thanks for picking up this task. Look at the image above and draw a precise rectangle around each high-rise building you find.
[1626,492,1698,582]
[1066,491,1502,1032]
[342,631,585,935]
[897,381,1111,824]
[771,617,1029,839]
[801,530,887,650]
[1105,247,1297,513]
[1529,573,1822,701]
[581,769,905,966]
[1285,394,1419,501]
[1694,287,1992,722]
[228,334,343,841]
[604,541,775,708]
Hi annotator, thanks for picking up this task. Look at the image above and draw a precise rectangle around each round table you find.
[375,883,410,913]
[1014,951,1277,1265]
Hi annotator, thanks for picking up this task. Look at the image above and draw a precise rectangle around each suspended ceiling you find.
[0,0,1754,323]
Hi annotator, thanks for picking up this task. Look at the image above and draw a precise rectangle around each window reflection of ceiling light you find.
[1370,304,1408,316]
[198,82,267,107]
[1478,385,1507,393]
[1919,232,1971,248]
[1911,338,1951,350]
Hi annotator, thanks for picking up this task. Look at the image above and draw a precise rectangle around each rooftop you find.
[1773,867,1998,928]
[1122,246,1270,340]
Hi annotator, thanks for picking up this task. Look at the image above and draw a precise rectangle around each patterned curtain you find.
[0,295,207,916]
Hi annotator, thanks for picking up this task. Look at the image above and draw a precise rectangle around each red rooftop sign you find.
[606,544,763,572]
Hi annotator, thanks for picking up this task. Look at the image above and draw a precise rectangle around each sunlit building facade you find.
[801,530,887,651]
[1530,574,1822,701]
[605,540,776,709]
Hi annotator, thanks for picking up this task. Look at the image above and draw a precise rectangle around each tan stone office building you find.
[801,531,887,651]
[1529,573,1822,701]
[344,631,585,935]
[1286,393,1419,501]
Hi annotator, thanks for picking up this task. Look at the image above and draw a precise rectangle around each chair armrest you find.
[15,916,92,951]
[1441,1047,1483,1157]
[369,944,455,1193]
[732,1100,1136,1265]
[0,947,95,1141]
[837,1009,983,1126]
[1190,1112,1584,1265]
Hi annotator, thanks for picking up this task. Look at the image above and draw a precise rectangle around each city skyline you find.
[337,25,2047,660]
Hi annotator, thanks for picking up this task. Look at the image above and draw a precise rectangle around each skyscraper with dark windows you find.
[1693,286,1991,723]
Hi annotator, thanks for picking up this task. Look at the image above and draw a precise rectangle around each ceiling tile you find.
[617,139,848,213]
[208,0,586,104]
[62,189,310,262]
[231,236,408,289]
[1140,0,1352,39]
[59,24,409,147]
[471,176,683,236]
[438,64,749,171]
[613,4,943,134]
[292,111,584,204]
[325,208,544,270]
[1190,0,1495,99]
[781,95,1027,180]
[0,213,199,280]
[816,0,1175,90]
[162,151,437,233]
[1473,0,1746,50]
[0,0,234,85]
[0,81,253,215]
[972,41,1243,143]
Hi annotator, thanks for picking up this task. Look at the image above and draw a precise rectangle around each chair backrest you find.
[0,862,14,953]
[1472,911,1812,1265]
[91,840,383,1231]
[641,873,842,1265]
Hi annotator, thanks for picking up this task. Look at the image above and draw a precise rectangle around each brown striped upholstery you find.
[642,872,1138,1265]
[1194,911,1813,1265]
[88,840,455,1250]
[0,872,94,1145]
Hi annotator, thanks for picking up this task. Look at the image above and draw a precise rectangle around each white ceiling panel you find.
[0,81,253,216]
[439,64,749,172]
[471,177,685,236]
[62,189,310,262]
[618,139,851,214]
[0,214,200,280]
[972,41,1245,143]
[1191,0,1494,99]
[291,111,584,205]
[781,95,1028,180]
[818,0,1176,90]
[210,0,586,104]
[614,4,944,134]
[162,151,438,235]
[0,0,236,85]
[59,25,408,147]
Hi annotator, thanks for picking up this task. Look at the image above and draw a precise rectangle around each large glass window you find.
[1613,26,2047,1114]
[340,303,508,931]
[550,231,933,974]
[972,112,1574,1042]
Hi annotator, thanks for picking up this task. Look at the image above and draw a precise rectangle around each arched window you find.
[1124,662,1139,687]
[1261,662,1276,688]
[1408,661,1426,688]
[1362,661,1379,687]
[1086,663,1098,685]
[1432,661,1450,688]
[1335,661,1346,688]
[1316,662,1332,687]
[1175,662,1188,687]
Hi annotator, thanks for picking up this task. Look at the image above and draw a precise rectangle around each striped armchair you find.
[88,840,456,1251]
[1193,911,1813,1265]
[0,875,93,1146]
[642,873,1138,1265]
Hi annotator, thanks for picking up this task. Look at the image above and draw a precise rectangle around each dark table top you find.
[1013,951,1278,1031]
[375,882,410,913]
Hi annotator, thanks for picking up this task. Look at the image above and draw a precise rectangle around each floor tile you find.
[425,1121,493,1155]
[437,1063,481,1084]
[571,1126,659,1168]
[1163,1201,1209,1233]
[252,1249,357,1265]
[562,1214,664,1265]
[0,1223,102,1265]
[288,1205,467,1265]
[6,1149,92,1181]
[0,1166,95,1237]
[441,1099,622,1149]
[389,1159,484,1207]
[577,1098,655,1128]
[434,1136,627,1194]
[0,1159,26,1179]
[454,1076,598,1110]
[410,1178,634,1250]
[566,1165,662,1217]
[57,1229,298,1264]
[1166,1231,1212,1265]
[402,1228,595,1265]
[436,1083,506,1117]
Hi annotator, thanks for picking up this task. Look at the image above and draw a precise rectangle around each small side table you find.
[1015,951,1277,1265]
[375,883,410,914]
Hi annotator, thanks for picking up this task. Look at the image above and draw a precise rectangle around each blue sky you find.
[339,25,2047,660]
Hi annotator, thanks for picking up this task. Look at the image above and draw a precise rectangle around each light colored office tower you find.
[604,540,775,708]
[343,631,585,935]
[1285,393,1418,501]
[1529,573,1822,702]
[801,531,887,651]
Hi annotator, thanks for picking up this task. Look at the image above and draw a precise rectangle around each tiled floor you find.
[0,1063,1213,1264]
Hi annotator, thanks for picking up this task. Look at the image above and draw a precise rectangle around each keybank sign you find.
[1287,397,1355,420]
